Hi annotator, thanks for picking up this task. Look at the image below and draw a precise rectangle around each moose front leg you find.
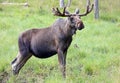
[57,49,67,78]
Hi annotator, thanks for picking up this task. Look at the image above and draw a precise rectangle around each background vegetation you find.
[0,0,120,83]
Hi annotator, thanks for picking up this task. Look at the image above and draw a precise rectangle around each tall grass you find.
[0,0,120,83]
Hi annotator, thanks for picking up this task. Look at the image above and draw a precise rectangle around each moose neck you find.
[64,19,76,37]
[51,18,74,38]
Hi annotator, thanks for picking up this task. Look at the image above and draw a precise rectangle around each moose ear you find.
[75,8,79,14]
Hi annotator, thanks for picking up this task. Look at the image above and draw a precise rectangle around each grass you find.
[0,0,120,83]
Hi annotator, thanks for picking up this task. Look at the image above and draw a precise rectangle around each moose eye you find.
[69,17,74,22]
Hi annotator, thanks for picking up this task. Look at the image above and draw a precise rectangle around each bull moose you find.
[11,4,93,77]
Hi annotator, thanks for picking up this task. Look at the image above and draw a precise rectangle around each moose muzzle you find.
[77,21,84,30]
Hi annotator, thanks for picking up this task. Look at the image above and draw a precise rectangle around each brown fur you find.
[11,16,84,77]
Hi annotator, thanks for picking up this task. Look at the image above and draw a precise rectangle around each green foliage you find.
[0,0,120,83]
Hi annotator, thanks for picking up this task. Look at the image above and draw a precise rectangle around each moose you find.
[11,3,93,77]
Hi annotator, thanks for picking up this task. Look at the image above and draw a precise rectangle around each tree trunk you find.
[59,0,71,8]
[59,0,64,8]
[94,0,99,19]
[86,0,90,6]
[67,0,71,7]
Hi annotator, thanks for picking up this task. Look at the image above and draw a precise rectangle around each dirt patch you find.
[0,71,9,83]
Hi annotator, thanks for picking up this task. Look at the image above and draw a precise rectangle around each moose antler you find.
[78,4,94,16]
[52,7,71,17]
[52,2,94,17]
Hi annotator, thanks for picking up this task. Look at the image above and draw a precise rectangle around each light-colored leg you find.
[11,52,32,75]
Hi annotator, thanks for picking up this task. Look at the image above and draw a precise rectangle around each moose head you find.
[52,4,94,34]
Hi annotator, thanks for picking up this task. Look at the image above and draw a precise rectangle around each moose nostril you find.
[77,22,81,26]
[78,22,84,28]
[81,23,84,28]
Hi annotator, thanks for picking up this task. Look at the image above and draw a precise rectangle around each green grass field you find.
[0,0,120,83]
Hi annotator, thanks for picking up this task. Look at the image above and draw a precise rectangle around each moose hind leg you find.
[11,52,32,75]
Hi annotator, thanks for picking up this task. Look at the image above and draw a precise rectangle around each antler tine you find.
[88,4,94,13]
[78,4,94,17]
[52,8,62,16]
[52,7,72,17]
[56,8,62,15]
[63,7,66,15]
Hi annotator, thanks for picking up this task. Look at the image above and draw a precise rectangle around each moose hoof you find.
[11,64,19,75]
[12,69,19,75]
